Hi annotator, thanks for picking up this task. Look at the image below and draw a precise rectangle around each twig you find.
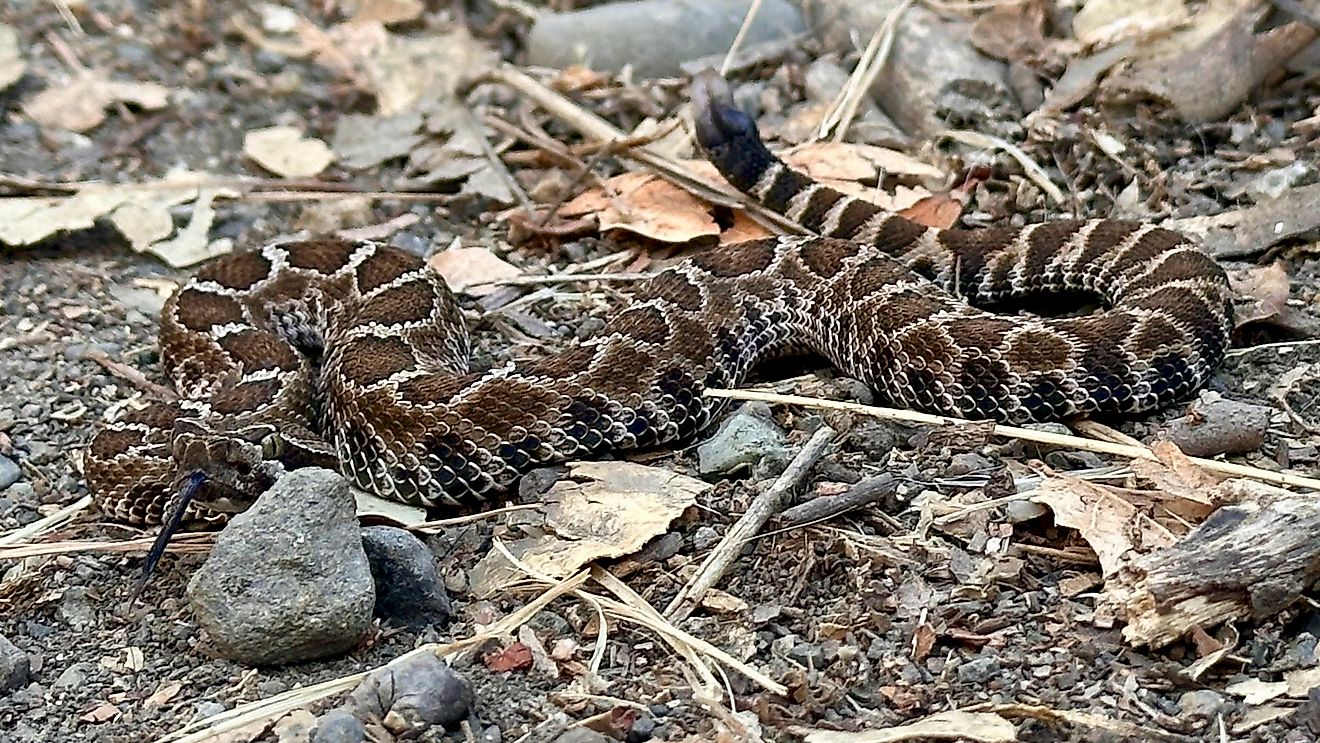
[778,474,898,527]
[719,0,766,75]
[0,496,94,547]
[816,0,914,141]
[477,65,803,236]
[84,348,176,399]
[941,129,1066,204]
[704,388,1320,491]
[664,424,836,621]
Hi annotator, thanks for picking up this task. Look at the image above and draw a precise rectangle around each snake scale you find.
[86,74,1234,527]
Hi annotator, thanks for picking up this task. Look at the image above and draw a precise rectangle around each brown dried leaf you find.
[783,141,943,181]
[243,126,335,178]
[23,68,170,132]
[483,642,533,673]
[900,193,964,230]
[349,0,424,25]
[970,1,1051,63]
[1228,261,1291,328]
[144,681,184,709]
[80,701,121,723]
[561,171,720,244]
[1031,476,1147,577]
[427,245,522,296]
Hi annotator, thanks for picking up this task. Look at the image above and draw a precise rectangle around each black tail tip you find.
[690,69,758,152]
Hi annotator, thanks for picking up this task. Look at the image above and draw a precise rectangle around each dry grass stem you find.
[706,388,1320,490]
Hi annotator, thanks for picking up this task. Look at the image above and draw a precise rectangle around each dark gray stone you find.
[360,526,451,627]
[0,634,30,692]
[344,652,472,735]
[313,708,367,743]
[696,402,787,475]
[0,455,20,490]
[957,655,1001,684]
[186,468,374,666]
[527,0,805,79]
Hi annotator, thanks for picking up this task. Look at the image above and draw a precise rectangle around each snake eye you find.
[260,432,285,459]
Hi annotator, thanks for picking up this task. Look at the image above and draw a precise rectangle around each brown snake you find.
[85,74,1235,534]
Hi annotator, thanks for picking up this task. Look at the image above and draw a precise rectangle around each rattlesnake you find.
[86,74,1234,527]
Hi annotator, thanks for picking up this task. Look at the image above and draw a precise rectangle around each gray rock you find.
[0,634,30,692]
[195,701,227,719]
[1178,689,1231,719]
[692,526,721,551]
[526,0,805,79]
[360,526,451,627]
[52,662,86,689]
[344,652,472,735]
[313,708,367,743]
[1161,392,1271,457]
[56,587,96,629]
[0,455,19,490]
[957,655,1001,683]
[186,468,374,666]
[697,402,787,475]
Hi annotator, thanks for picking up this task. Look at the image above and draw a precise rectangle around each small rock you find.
[627,717,657,742]
[691,526,721,551]
[526,0,805,79]
[56,588,96,629]
[946,452,993,476]
[343,652,472,736]
[1160,392,1271,457]
[360,526,451,627]
[0,455,20,490]
[313,709,367,743]
[1246,162,1311,201]
[697,402,787,475]
[1004,499,1048,523]
[751,604,782,625]
[195,701,228,719]
[52,663,86,689]
[1178,689,1231,719]
[957,655,1001,684]
[0,635,30,692]
[187,468,374,666]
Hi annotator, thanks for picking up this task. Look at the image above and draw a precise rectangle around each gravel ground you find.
[4,1,1320,742]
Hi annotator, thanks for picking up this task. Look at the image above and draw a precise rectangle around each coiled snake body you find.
[86,77,1234,526]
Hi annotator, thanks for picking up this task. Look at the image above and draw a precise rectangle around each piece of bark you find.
[801,0,1019,137]
[1171,181,1320,259]
[1108,480,1320,648]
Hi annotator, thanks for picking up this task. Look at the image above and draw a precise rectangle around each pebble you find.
[360,526,452,627]
[186,468,375,665]
[1160,391,1271,457]
[342,652,472,735]
[56,587,96,629]
[195,701,228,719]
[957,655,1001,684]
[526,0,805,79]
[0,633,31,692]
[691,525,721,551]
[1178,689,1231,719]
[313,708,367,743]
[52,663,86,689]
[627,717,657,742]
[0,455,20,490]
[696,402,787,475]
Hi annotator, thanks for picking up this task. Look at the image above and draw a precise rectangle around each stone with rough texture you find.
[313,708,367,743]
[0,455,20,490]
[526,0,804,79]
[343,652,472,735]
[361,526,452,627]
[696,401,787,475]
[186,468,374,666]
[0,633,30,692]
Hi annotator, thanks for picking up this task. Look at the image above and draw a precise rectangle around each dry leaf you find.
[700,589,749,614]
[469,461,706,596]
[367,28,495,115]
[79,701,121,723]
[0,24,26,91]
[353,488,427,526]
[427,245,522,296]
[900,193,965,230]
[1031,476,1148,576]
[801,710,1017,742]
[1226,677,1289,706]
[1286,665,1320,696]
[483,642,533,673]
[273,709,318,743]
[561,171,720,244]
[144,681,184,709]
[1229,261,1291,328]
[783,141,943,181]
[1072,0,1186,46]
[23,69,170,132]
[349,0,424,25]
[244,126,334,178]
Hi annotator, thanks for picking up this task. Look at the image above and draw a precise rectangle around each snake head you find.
[690,69,774,192]
[170,420,287,514]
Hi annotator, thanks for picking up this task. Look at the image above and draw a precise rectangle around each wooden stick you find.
[664,425,837,621]
[778,474,898,527]
[705,388,1320,491]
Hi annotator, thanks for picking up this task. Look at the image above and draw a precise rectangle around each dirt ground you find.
[3,1,1320,742]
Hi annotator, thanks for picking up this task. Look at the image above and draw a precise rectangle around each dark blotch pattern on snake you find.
[85,74,1234,526]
